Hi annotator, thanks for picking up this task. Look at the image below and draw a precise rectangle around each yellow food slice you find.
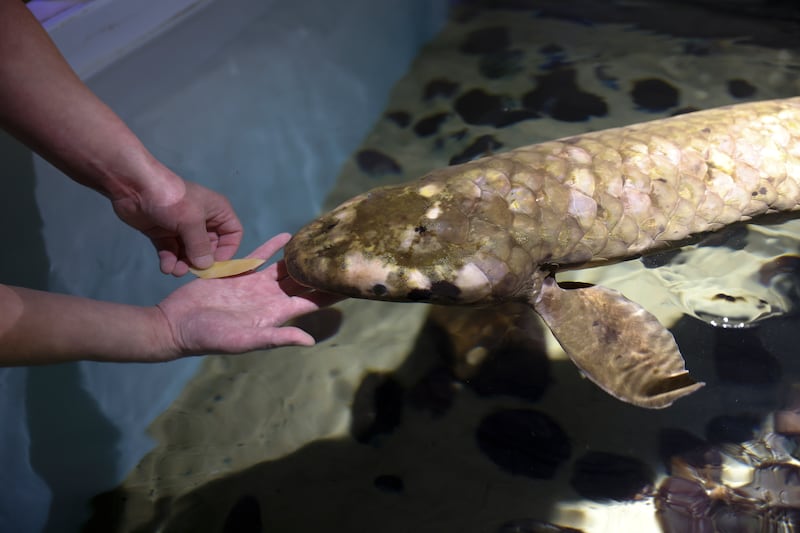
[189,258,266,279]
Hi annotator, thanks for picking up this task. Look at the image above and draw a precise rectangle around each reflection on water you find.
[87,1,800,531]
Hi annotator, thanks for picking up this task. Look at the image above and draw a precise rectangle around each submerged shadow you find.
[26,364,123,533]
[84,304,577,533]
[83,304,737,533]
[0,131,124,532]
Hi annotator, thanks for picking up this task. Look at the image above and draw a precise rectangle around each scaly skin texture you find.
[285,98,800,408]
[286,98,800,305]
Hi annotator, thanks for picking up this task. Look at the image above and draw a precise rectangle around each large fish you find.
[284,98,800,409]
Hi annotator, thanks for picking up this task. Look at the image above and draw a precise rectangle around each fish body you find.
[285,98,800,408]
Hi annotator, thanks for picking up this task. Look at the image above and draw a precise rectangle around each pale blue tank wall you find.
[0,0,447,531]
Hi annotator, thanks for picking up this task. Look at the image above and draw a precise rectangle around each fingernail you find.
[193,255,214,269]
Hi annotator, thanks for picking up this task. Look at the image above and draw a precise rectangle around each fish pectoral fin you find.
[531,277,704,409]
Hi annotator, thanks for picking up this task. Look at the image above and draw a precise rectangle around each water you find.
[85,1,800,531]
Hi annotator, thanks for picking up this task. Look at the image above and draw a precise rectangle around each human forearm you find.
[0,0,180,201]
[0,284,177,365]
[0,235,341,367]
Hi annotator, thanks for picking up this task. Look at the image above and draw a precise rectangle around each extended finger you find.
[247,233,292,261]
[264,326,316,347]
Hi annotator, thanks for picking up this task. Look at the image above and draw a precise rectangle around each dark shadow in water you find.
[0,131,123,531]
[0,130,48,289]
[81,307,800,533]
[26,364,123,533]
[84,307,571,533]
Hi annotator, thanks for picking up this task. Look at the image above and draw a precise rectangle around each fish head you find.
[285,175,534,304]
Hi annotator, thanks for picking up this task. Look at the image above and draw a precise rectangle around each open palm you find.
[157,233,341,357]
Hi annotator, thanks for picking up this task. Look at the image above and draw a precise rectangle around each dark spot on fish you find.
[655,476,713,532]
[570,451,655,501]
[497,518,585,532]
[431,280,461,300]
[630,78,680,112]
[222,495,262,533]
[372,284,387,296]
[423,78,460,101]
[414,225,427,234]
[350,372,404,444]
[727,78,757,99]
[705,413,761,444]
[407,288,433,301]
[713,328,781,385]
[413,112,450,137]
[324,220,339,232]
[522,68,608,122]
[373,474,404,494]
[450,134,504,165]
[592,319,619,345]
[384,110,411,127]
[476,408,571,479]
[460,26,510,55]
[479,49,525,79]
[356,149,402,177]
[712,293,739,303]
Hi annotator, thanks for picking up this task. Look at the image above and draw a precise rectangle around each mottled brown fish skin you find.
[285,98,800,304]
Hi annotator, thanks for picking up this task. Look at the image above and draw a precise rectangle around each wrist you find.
[98,148,186,205]
[147,304,183,361]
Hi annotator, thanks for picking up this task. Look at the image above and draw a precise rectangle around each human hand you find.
[112,176,243,276]
[156,233,342,356]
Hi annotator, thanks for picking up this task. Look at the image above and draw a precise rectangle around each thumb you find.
[180,220,214,269]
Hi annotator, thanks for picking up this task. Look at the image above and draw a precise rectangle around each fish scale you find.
[285,98,800,409]
[476,98,800,268]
